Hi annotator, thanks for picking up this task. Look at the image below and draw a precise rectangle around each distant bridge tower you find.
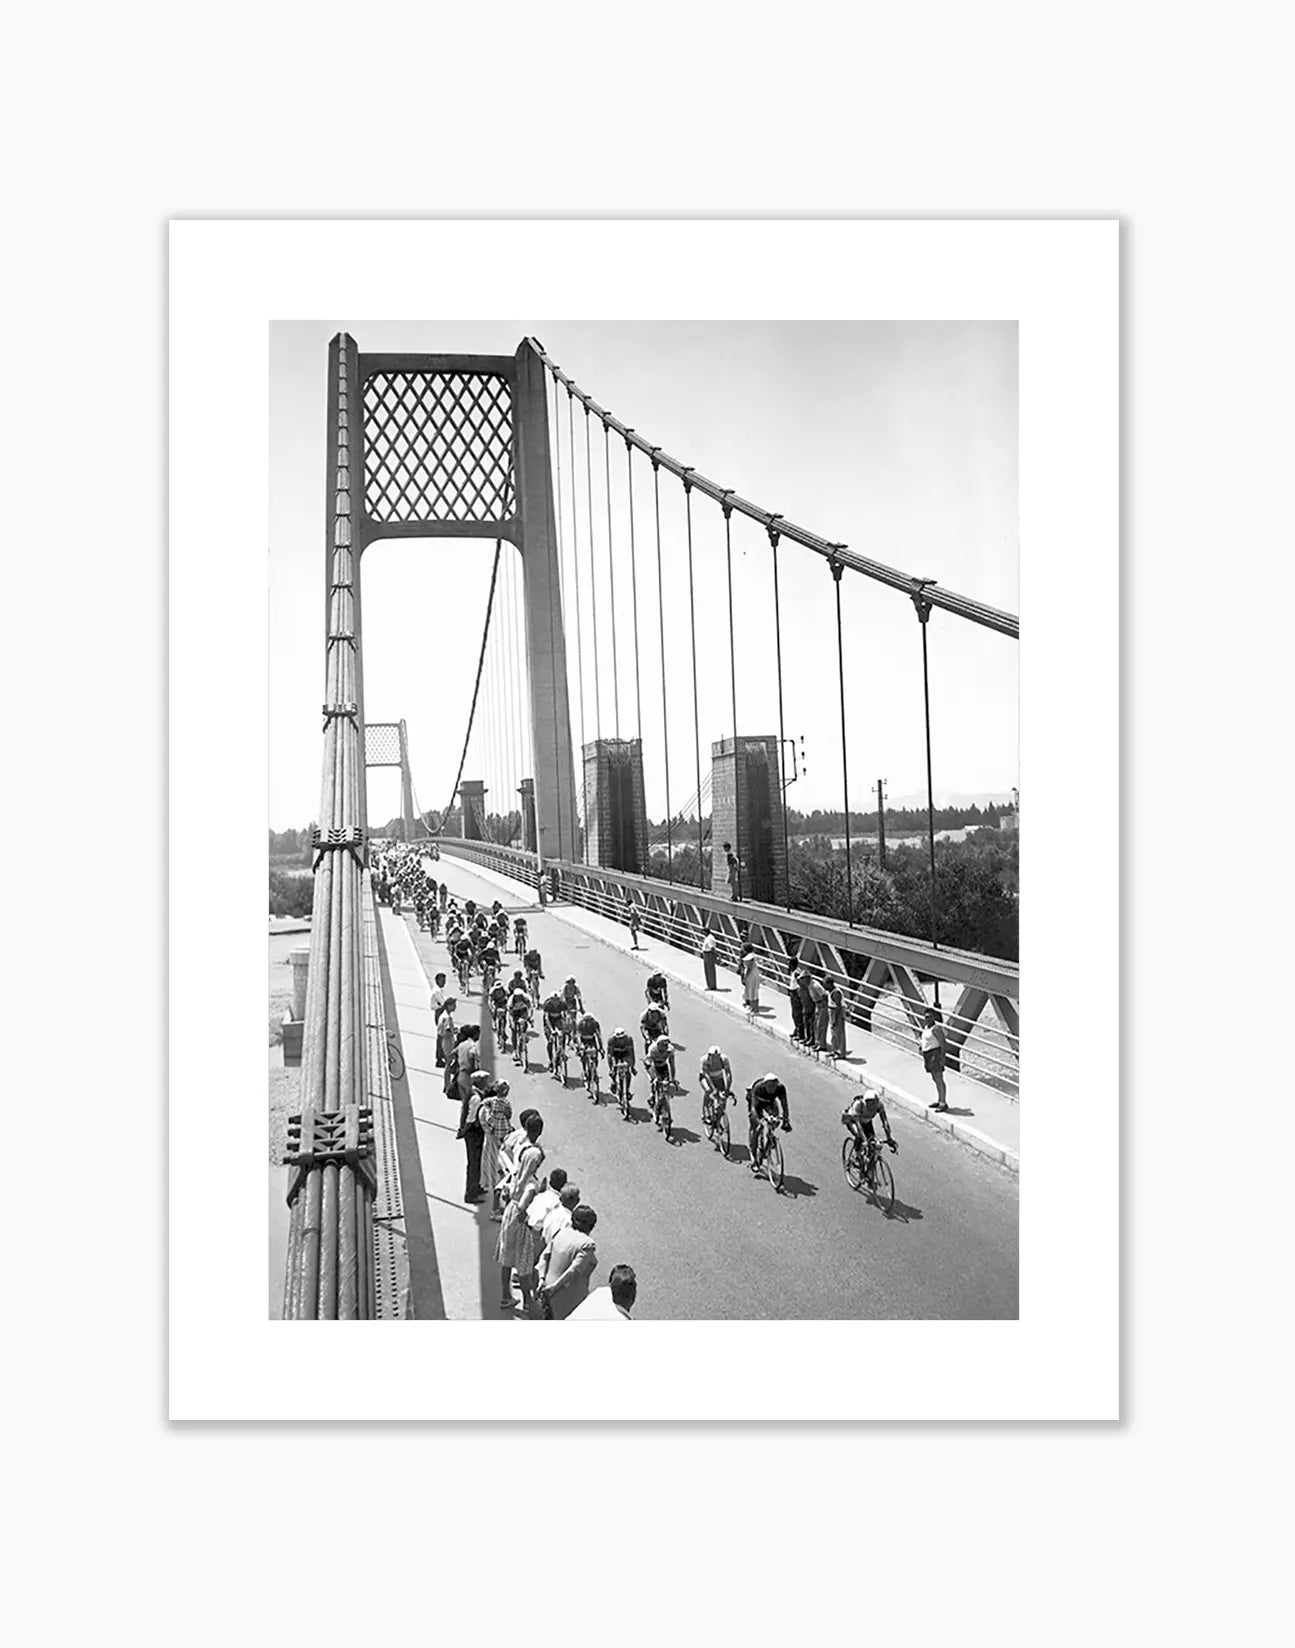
[364,720,417,841]
[324,333,578,861]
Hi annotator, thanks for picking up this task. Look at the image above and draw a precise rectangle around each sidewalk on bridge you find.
[436,854,1019,1171]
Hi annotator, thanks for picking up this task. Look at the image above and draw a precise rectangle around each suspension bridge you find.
[278,333,1020,1321]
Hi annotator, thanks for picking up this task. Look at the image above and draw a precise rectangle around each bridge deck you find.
[380,857,1017,1321]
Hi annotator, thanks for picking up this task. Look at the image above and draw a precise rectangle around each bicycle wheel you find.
[870,1155,895,1215]
[657,1090,672,1142]
[764,1134,784,1193]
[618,1073,631,1120]
[387,1039,405,1083]
[715,1109,731,1158]
[843,1137,865,1190]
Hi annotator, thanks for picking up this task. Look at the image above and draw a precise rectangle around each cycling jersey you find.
[508,991,531,1017]
[844,1095,888,1136]
[480,946,500,970]
[576,1015,601,1043]
[640,1008,667,1037]
[700,1054,732,1087]
[561,982,582,1008]
[646,974,668,999]
[647,1035,673,1070]
[524,950,542,972]
[453,939,472,958]
[606,1033,635,1063]
[749,1078,788,1115]
[542,995,565,1023]
[489,985,508,1007]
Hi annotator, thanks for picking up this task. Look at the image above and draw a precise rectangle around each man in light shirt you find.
[568,1263,636,1321]
[540,1182,581,1247]
[525,1167,569,1243]
[537,1204,599,1320]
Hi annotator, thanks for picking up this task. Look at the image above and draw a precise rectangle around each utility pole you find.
[877,778,887,869]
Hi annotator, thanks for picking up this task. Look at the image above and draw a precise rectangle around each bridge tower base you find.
[582,738,648,873]
[458,780,488,841]
[710,735,788,905]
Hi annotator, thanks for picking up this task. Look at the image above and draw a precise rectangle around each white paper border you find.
[170,219,1117,1420]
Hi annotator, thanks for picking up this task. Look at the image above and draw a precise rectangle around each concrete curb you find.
[434,852,1020,1174]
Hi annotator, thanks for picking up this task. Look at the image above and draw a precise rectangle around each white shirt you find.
[526,1187,561,1234]
[541,1204,573,1246]
[429,985,448,1018]
[568,1287,631,1321]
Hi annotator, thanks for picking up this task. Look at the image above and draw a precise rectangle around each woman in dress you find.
[495,1111,545,1313]
[741,945,761,1015]
[478,1082,513,1220]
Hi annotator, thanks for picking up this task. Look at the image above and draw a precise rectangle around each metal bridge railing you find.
[433,839,1019,1097]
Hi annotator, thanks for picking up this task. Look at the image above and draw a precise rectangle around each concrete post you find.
[398,720,415,841]
[513,343,578,865]
[519,778,537,852]
[290,947,310,1020]
[459,780,487,841]
[711,735,788,905]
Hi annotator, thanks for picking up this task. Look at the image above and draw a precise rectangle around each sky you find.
[270,320,1018,832]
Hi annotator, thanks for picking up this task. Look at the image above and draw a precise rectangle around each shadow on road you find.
[777,1173,818,1199]
[665,1125,703,1148]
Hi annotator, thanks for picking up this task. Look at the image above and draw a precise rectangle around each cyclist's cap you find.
[765,1072,778,1083]
[614,1027,626,1036]
[565,975,576,983]
[709,1046,722,1056]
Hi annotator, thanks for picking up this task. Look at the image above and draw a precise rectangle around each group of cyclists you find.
[408,872,899,1192]
[374,842,443,933]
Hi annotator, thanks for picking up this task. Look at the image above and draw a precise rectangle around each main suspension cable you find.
[585,405,602,745]
[831,555,854,925]
[567,389,589,845]
[529,338,1018,640]
[770,522,791,910]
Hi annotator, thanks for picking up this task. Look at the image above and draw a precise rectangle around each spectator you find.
[789,977,806,1043]
[453,1024,481,1116]
[794,969,815,1044]
[828,982,848,1059]
[723,841,743,901]
[921,1007,950,1111]
[537,1204,598,1319]
[456,1073,488,1204]
[628,904,642,951]
[523,1166,568,1242]
[568,1263,637,1321]
[741,944,761,1015]
[478,1081,514,1219]
[809,973,829,1051]
[700,931,719,991]
[429,972,450,1036]
[437,1001,459,1094]
[495,1111,545,1313]
[540,1181,581,1249]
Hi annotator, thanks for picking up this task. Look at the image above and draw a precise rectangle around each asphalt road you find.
[427,859,1018,1320]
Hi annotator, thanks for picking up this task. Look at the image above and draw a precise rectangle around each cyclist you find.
[508,981,533,1053]
[560,975,584,1034]
[479,937,501,992]
[488,977,510,1041]
[491,899,503,919]
[645,1033,675,1112]
[606,1025,636,1096]
[645,970,670,1012]
[745,1072,791,1170]
[541,990,568,1072]
[514,916,528,957]
[524,947,544,1003]
[698,1045,733,1122]
[842,1089,898,1163]
[452,932,473,989]
[575,1010,603,1088]
[639,1001,669,1060]
[464,899,477,920]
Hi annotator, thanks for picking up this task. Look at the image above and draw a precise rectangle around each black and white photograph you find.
[268,319,1020,1323]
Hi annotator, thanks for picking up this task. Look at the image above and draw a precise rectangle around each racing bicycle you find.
[701,1081,731,1157]
[749,1107,785,1193]
[650,1067,673,1142]
[843,1133,896,1214]
[580,1042,601,1103]
[611,1059,634,1121]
